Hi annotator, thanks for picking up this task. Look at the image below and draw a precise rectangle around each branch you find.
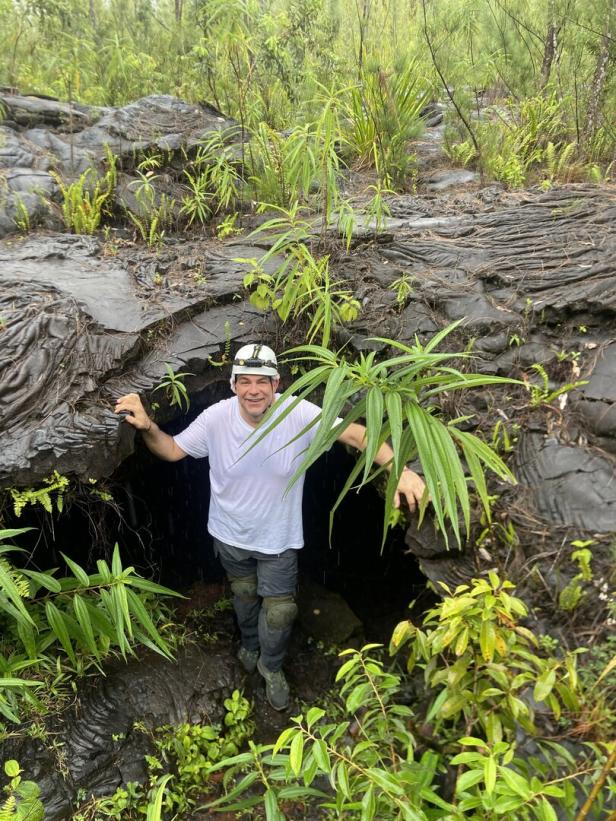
[420,0,480,158]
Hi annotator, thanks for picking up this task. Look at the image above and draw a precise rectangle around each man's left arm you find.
[336,422,426,512]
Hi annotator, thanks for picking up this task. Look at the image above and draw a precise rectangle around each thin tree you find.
[584,0,616,142]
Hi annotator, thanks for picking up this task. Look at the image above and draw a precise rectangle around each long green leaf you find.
[405,402,454,544]
[45,601,76,666]
[0,564,35,627]
[60,553,90,587]
[22,569,61,594]
[385,391,403,475]
[126,588,173,658]
[73,594,100,660]
[146,774,173,821]
[362,387,385,483]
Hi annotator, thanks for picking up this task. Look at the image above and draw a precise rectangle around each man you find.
[115,343,425,710]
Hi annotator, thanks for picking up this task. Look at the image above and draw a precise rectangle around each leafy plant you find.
[9,471,69,517]
[526,363,587,408]
[126,167,176,247]
[445,138,477,167]
[558,542,595,612]
[201,580,610,819]
[470,94,569,188]
[391,572,582,742]
[541,140,578,188]
[250,322,518,548]
[345,59,428,187]
[181,129,242,223]
[12,196,30,233]
[388,273,414,308]
[94,691,254,819]
[0,760,43,820]
[216,212,241,238]
[240,205,360,347]
[365,179,393,235]
[52,159,116,234]
[152,363,194,413]
[202,645,446,819]
[0,528,179,724]
[334,197,356,251]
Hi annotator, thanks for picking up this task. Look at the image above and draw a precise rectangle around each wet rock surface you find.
[1,93,616,815]
[1,646,242,819]
[0,92,239,237]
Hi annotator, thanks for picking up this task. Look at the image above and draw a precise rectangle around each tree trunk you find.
[540,24,558,89]
[584,0,615,141]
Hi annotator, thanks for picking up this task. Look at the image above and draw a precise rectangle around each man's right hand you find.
[114,393,187,462]
[114,393,152,431]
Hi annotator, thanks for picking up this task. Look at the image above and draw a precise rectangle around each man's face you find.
[235,374,279,426]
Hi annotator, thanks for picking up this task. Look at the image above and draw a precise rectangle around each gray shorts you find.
[212,538,298,598]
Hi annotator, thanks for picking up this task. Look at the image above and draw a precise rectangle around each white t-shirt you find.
[173,395,333,554]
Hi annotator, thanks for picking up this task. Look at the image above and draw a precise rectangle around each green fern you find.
[9,471,69,517]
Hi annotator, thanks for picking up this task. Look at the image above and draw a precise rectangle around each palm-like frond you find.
[244,324,518,548]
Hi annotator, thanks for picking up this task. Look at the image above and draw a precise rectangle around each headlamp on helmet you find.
[231,344,279,379]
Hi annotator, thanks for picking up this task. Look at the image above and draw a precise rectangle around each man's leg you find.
[213,539,260,659]
[256,549,298,673]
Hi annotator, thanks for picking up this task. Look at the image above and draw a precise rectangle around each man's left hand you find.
[394,468,426,513]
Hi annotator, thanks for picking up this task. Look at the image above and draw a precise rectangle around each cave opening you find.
[8,380,432,641]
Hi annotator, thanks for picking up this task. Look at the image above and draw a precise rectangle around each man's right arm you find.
[114,393,187,462]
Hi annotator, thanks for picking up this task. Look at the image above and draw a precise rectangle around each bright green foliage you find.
[12,197,30,234]
[201,579,612,819]
[0,528,180,725]
[125,163,176,247]
[388,274,415,308]
[364,179,394,234]
[447,93,574,188]
[248,83,348,219]
[180,130,243,225]
[527,363,587,408]
[52,159,116,234]
[10,470,69,517]
[94,691,254,819]
[1,0,615,180]
[345,59,428,187]
[249,322,517,548]
[203,645,445,819]
[240,207,360,347]
[390,572,582,741]
[558,542,595,611]
[152,363,194,413]
[0,760,44,821]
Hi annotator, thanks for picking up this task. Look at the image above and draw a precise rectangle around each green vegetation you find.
[2,0,614,202]
[152,363,194,413]
[240,205,361,348]
[251,322,518,547]
[0,3,614,816]
[51,153,116,234]
[0,760,43,820]
[0,528,179,726]
[9,471,69,517]
[195,575,614,819]
[84,691,254,818]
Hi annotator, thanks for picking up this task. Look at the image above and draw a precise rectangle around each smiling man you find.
[115,344,425,710]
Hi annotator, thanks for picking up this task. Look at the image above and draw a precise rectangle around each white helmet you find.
[231,344,279,379]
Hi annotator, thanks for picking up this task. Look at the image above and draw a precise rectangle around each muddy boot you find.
[237,645,259,673]
[257,656,290,711]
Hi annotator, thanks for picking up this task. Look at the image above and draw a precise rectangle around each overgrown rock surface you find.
[0,92,238,237]
[1,93,615,815]
[0,647,241,819]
